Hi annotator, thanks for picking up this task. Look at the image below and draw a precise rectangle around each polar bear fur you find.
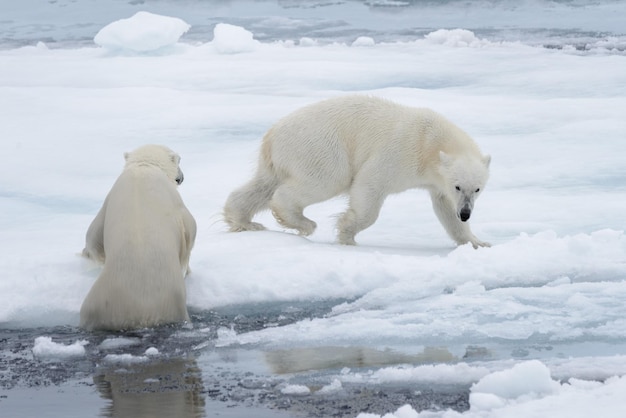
[80,144,196,331]
[224,95,491,248]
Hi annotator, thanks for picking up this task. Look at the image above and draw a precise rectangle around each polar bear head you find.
[124,144,184,185]
[439,151,491,222]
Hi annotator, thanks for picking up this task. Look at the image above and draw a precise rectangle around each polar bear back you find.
[263,95,482,186]
[80,145,195,331]
[102,167,189,264]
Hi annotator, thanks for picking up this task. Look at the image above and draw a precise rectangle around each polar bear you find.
[224,96,491,248]
[80,144,197,331]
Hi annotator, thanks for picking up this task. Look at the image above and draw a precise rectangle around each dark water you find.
[0,300,470,417]
[1,0,624,51]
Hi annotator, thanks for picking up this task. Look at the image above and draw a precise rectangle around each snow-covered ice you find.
[357,361,626,418]
[1,0,625,416]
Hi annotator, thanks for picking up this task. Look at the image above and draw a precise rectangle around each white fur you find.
[80,144,197,331]
[224,95,491,248]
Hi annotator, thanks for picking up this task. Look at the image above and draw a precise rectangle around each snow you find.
[94,11,190,52]
[1,0,626,416]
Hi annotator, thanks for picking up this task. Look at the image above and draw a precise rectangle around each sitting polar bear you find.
[224,95,491,248]
[80,144,197,331]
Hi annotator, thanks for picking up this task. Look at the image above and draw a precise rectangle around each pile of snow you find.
[211,23,260,54]
[32,337,88,360]
[94,11,190,52]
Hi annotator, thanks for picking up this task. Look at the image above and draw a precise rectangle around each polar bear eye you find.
[475,188,480,193]
[455,186,461,191]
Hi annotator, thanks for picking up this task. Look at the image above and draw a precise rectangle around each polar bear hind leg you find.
[269,180,324,236]
[224,167,279,232]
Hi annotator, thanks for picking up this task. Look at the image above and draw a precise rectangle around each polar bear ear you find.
[124,152,130,161]
[439,151,453,167]
[483,154,491,168]
[169,152,180,165]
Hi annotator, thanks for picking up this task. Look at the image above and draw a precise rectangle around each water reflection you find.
[95,357,205,418]
[265,346,456,374]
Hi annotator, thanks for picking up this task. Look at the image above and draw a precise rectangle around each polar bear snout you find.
[175,168,184,185]
[459,205,471,222]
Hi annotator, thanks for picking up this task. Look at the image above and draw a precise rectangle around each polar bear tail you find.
[223,156,280,232]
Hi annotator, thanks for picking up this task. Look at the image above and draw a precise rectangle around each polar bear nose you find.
[176,169,184,185]
[460,207,471,222]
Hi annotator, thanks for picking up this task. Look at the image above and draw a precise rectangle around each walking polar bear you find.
[80,144,197,331]
[224,95,491,248]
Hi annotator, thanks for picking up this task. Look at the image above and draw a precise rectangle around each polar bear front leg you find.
[429,190,490,249]
[180,207,197,277]
[337,177,386,245]
[82,200,107,264]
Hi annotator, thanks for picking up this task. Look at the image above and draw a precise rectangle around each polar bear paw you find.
[470,238,491,249]
[271,207,317,237]
[228,221,266,232]
[337,235,357,246]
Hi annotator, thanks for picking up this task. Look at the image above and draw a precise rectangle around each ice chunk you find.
[211,23,259,54]
[281,384,311,395]
[145,347,159,356]
[99,337,141,350]
[471,360,559,409]
[352,36,375,47]
[317,378,342,394]
[424,28,489,47]
[103,353,149,364]
[32,336,88,360]
[94,11,190,52]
